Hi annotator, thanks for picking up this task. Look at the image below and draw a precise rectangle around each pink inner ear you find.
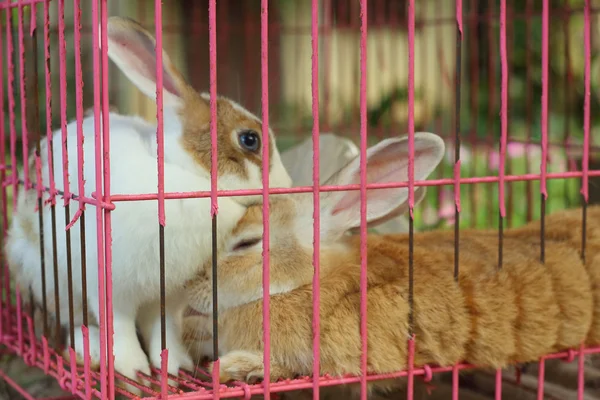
[330,146,429,217]
[112,32,181,99]
[331,192,359,216]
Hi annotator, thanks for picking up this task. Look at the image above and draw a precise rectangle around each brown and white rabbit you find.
[183,133,598,398]
[4,16,292,393]
[183,133,462,388]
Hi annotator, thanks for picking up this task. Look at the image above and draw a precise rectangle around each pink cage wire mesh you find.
[0,0,600,399]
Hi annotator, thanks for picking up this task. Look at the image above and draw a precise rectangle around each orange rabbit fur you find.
[507,206,600,346]
[183,134,596,395]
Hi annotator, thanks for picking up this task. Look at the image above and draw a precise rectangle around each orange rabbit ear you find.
[317,132,444,242]
[106,16,189,110]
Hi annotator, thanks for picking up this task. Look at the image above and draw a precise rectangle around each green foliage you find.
[367,87,415,128]
[457,0,599,143]
[411,147,581,232]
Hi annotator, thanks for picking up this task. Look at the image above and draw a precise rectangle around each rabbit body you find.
[6,109,248,381]
[186,216,592,384]
[182,134,597,398]
[9,111,234,314]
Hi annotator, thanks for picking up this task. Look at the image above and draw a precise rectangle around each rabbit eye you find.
[232,238,262,252]
[238,130,261,153]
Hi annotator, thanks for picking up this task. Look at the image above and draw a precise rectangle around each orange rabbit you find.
[183,133,595,397]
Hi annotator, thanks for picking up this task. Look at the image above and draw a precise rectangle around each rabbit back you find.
[521,205,600,346]
[383,230,562,367]
[466,231,590,354]
[478,209,596,348]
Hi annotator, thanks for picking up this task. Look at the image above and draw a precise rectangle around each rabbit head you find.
[106,16,292,203]
[185,132,445,313]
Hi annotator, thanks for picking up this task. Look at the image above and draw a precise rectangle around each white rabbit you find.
[5,16,292,394]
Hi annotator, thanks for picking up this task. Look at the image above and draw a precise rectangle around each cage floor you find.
[2,332,600,400]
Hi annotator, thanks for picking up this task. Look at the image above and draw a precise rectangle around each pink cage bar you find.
[0,0,599,399]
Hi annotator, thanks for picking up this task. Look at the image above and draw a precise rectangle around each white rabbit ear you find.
[106,16,188,109]
[318,132,445,241]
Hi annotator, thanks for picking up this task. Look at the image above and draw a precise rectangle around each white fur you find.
[73,326,101,369]
[268,139,292,190]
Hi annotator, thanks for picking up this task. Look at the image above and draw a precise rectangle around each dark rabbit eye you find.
[232,238,262,252]
[238,130,261,152]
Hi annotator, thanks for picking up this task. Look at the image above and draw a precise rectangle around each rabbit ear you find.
[351,186,427,231]
[106,16,188,109]
[318,132,444,241]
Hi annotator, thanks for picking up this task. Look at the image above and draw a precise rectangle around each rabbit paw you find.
[212,351,267,384]
[65,325,150,396]
[113,346,152,396]
[153,344,194,373]
[149,340,194,389]
[63,325,102,370]
[143,314,194,388]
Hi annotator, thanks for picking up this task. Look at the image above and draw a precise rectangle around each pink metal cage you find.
[0,0,599,399]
